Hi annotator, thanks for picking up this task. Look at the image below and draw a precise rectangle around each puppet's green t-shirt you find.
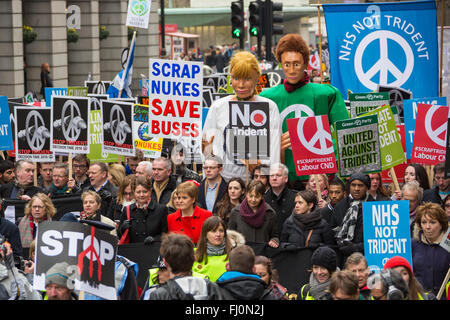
[259,82,349,181]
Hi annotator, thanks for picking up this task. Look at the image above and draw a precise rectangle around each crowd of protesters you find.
[0,33,448,301]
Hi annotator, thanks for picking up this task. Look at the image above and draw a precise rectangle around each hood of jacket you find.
[216,271,267,300]
[167,276,211,300]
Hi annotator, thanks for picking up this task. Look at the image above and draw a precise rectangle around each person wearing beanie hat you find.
[384,256,436,300]
[331,172,372,268]
[297,246,338,300]
[45,261,77,300]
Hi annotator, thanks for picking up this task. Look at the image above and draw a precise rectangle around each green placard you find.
[225,75,234,93]
[359,105,406,170]
[67,86,88,97]
[87,110,123,163]
[335,114,381,177]
[349,92,389,117]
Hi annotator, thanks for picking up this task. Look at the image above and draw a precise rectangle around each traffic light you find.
[264,1,284,61]
[249,1,263,37]
[231,1,244,39]
[267,1,284,36]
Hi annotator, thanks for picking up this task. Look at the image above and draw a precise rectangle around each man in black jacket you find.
[332,172,372,267]
[0,160,43,201]
[83,162,117,218]
[216,245,276,300]
[151,157,177,206]
[264,163,297,236]
[147,233,222,300]
[320,177,346,226]
[422,162,449,206]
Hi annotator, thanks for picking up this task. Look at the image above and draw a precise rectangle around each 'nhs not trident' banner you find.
[323,0,438,100]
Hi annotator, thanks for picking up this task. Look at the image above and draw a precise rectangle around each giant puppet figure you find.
[202,51,282,181]
[260,34,349,182]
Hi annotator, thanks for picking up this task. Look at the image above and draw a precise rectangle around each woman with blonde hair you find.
[19,193,56,254]
[108,163,126,187]
[306,174,330,208]
[202,50,282,180]
[108,174,136,220]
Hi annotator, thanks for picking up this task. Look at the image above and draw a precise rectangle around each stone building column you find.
[0,0,24,98]
[67,0,101,86]
[22,0,68,96]
[98,0,128,84]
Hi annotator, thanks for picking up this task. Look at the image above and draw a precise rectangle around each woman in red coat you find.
[167,181,212,244]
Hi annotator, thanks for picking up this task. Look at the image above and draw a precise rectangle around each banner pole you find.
[34,163,38,187]
[246,160,249,185]
[389,167,400,193]
[314,174,322,202]
[317,2,323,84]
[68,152,73,178]
[437,267,450,300]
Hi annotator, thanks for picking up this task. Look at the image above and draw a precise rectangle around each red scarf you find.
[283,71,310,93]
[29,215,46,238]
[239,198,267,228]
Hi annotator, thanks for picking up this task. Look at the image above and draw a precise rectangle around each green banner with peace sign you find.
[359,105,406,171]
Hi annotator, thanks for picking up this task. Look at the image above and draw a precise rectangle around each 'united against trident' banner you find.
[335,114,381,177]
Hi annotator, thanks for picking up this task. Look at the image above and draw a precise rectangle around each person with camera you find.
[0,240,42,300]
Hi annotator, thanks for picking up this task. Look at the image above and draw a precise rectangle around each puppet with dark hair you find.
[260,34,349,182]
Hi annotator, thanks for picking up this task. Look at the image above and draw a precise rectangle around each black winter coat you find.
[151,175,177,206]
[280,212,335,249]
[331,196,371,261]
[118,199,168,243]
[216,273,276,300]
[264,186,297,236]
[422,186,444,206]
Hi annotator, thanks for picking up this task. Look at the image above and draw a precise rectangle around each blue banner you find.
[323,0,438,100]
[44,87,67,106]
[0,96,13,151]
[403,96,447,159]
[363,200,412,273]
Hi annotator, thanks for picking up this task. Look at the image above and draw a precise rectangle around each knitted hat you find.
[383,256,414,277]
[45,262,71,288]
[311,246,337,273]
[349,172,371,189]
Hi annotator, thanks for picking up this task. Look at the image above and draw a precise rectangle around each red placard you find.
[381,124,410,183]
[411,103,448,165]
[287,115,337,176]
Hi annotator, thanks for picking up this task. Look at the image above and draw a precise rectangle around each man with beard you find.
[332,172,372,267]
[171,145,201,185]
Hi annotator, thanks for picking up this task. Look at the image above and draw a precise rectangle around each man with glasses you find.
[423,162,450,206]
[46,163,80,197]
[72,154,90,189]
[198,155,227,213]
